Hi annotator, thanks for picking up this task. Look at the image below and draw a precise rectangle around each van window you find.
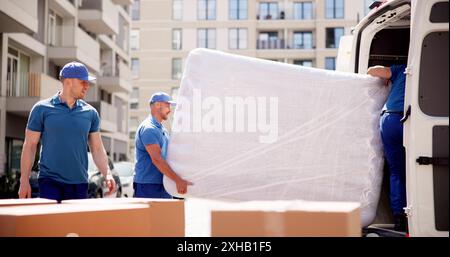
[430,2,449,23]
[418,31,449,117]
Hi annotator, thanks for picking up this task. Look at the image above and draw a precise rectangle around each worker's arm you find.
[19,129,41,198]
[367,65,392,80]
[88,132,116,195]
[145,144,193,194]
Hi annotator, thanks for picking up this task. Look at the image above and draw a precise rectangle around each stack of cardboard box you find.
[0,198,184,237]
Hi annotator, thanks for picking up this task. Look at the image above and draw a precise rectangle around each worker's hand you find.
[104,174,116,196]
[175,178,193,195]
[18,179,32,198]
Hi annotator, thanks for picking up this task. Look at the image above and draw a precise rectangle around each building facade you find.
[0,0,133,177]
[129,0,375,158]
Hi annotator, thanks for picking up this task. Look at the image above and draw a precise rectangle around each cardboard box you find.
[0,203,152,236]
[0,198,185,237]
[62,198,185,237]
[0,198,57,207]
[211,201,361,237]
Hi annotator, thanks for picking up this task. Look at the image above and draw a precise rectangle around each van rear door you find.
[403,0,449,237]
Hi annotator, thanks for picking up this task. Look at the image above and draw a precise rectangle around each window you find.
[293,2,313,20]
[197,29,216,49]
[6,138,24,175]
[172,58,182,80]
[129,131,136,140]
[259,2,278,20]
[293,60,313,67]
[418,31,449,116]
[6,47,30,97]
[229,0,247,20]
[130,102,138,109]
[293,32,313,49]
[326,27,344,48]
[48,10,62,46]
[257,32,280,49]
[131,87,139,99]
[173,0,183,20]
[198,0,216,20]
[326,0,344,19]
[229,28,248,49]
[131,58,140,79]
[100,89,112,103]
[171,87,179,101]
[172,29,182,50]
[325,57,336,70]
[131,0,140,20]
[130,29,140,50]
[130,117,139,128]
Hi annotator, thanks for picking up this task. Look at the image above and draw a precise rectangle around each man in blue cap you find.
[18,61,116,202]
[133,92,192,198]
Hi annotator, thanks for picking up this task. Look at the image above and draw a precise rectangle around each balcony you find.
[78,0,119,35]
[256,38,316,59]
[111,0,133,5]
[256,6,315,21]
[257,39,315,50]
[90,101,118,133]
[6,73,61,116]
[48,0,77,17]
[0,0,38,33]
[98,60,132,94]
[257,39,286,50]
[48,27,100,72]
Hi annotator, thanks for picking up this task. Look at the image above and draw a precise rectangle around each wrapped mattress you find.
[163,48,388,227]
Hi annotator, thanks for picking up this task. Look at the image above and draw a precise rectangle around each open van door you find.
[403,0,449,237]
[336,35,354,72]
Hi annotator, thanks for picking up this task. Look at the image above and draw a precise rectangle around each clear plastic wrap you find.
[164,48,388,227]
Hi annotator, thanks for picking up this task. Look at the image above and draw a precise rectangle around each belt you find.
[381,110,404,116]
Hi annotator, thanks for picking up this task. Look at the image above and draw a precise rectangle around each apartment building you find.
[0,0,133,176]
[129,0,376,158]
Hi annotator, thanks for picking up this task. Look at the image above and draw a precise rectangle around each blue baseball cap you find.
[149,92,176,105]
[59,61,96,82]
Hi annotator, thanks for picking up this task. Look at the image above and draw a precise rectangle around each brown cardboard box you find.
[62,198,185,237]
[0,203,153,236]
[0,198,57,207]
[0,198,185,237]
[210,200,361,237]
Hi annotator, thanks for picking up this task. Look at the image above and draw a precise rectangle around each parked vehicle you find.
[28,153,122,199]
[337,0,449,237]
[87,153,122,198]
[113,161,135,198]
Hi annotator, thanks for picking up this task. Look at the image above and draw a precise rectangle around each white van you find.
[337,0,448,237]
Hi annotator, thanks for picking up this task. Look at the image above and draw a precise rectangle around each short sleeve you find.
[390,65,406,82]
[27,104,44,132]
[141,127,160,146]
[89,108,100,133]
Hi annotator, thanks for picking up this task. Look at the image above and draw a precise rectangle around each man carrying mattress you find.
[133,92,193,198]
[368,64,408,232]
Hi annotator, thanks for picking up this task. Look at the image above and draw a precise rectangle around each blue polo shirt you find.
[385,64,407,112]
[27,93,100,184]
[134,116,169,184]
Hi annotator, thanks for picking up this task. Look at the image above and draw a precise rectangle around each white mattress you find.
[164,48,388,227]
